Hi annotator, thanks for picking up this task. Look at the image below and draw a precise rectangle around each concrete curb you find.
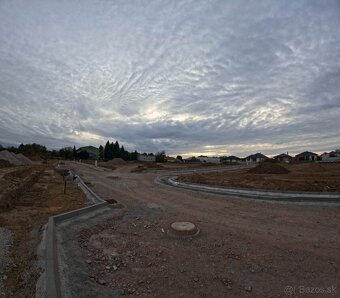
[70,170,105,204]
[45,169,121,298]
[156,176,340,203]
[46,203,108,298]
[147,165,250,175]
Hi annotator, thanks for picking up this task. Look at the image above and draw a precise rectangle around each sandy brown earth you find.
[96,159,225,172]
[0,164,87,297]
[179,162,340,192]
[70,162,340,297]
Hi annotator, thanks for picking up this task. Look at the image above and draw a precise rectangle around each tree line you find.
[100,140,138,161]
[0,141,167,162]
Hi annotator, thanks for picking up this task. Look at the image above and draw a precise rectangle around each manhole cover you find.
[168,221,199,237]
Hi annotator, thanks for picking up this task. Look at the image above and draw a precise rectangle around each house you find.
[137,154,156,162]
[320,150,340,162]
[221,155,241,163]
[294,151,318,161]
[197,156,221,164]
[273,153,292,163]
[166,156,179,163]
[245,153,268,163]
[183,157,200,163]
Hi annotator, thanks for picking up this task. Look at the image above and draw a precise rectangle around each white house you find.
[221,155,241,163]
[320,150,340,162]
[197,156,221,164]
[273,153,293,163]
[245,153,268,163]
[294,151,318,161]
[137,154,156,162]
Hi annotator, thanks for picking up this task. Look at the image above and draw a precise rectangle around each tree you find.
[109,142,114,159]
[104,140,110,160]
[176,155,183,161]
[155,151,166,162]
[131,150,138,161]
[76,150,89,160]
[113,141,120,158]
[58,147,73,159]
[73,146,76,159]
[99,145,104,160]
[17,143,47,156]
[120,145,130,160]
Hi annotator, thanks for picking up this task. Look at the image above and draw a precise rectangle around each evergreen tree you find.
[120,145,129,160]
[113,141,120,158]
[109,142,114,159]
[99,145,104,160]
[131,150,138,161]
[104,140,110,160]
[73,146,76,159]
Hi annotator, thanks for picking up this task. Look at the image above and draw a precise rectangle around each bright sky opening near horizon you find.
[0,0,339,157]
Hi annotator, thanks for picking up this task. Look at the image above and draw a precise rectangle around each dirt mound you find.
[15,153,34,165]
[248,162,290,174]
[105,158,127,166]
[0,159,12,168]
[290,162,326,172]
[143,163,164,169]
[131,165,146,173]
[0,150,24,165]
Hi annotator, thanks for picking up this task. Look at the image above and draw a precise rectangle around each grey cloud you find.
[0,0,340,156]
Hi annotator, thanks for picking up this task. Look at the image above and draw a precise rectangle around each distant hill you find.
[77,146,99,159]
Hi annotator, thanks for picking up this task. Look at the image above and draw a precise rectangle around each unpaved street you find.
[70,162,340,297]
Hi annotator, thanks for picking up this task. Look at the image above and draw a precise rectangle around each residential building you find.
[137,154,156,162]
[320,150,340,162]
[294,151,318,161]
[273,153,292,163]
[166,156,180,163]
[245,153,268,163]
[183,157,200,163]
[197,156,221,164]
[221,155,241,163]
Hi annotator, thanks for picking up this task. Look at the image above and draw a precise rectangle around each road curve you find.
[62,162,340,297]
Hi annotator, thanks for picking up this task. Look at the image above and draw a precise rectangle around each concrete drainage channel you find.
[45,169,123,298]
[155,175,340,204]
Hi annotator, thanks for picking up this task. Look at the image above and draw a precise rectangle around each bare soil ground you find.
[78,210,339,297]
[69,162,340,297]
[0,164,86,297]
[178,162,340,192]
[0,160,12,169]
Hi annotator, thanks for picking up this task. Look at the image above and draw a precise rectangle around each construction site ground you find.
[63,162,340,297]
[0,164,86,297]
[178,162,340,192]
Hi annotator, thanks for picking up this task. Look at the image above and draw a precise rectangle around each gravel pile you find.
[15,154,34,165]
[0,151,24,166]
[0,227,12,298]
[0,151,33,166]
[105,158,127,165]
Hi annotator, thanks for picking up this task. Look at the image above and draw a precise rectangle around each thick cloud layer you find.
[0,0,339,156]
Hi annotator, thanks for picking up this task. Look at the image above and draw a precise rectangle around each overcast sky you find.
[0,0,339,157]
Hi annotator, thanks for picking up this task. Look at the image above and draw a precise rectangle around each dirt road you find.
[70,162,340,297]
